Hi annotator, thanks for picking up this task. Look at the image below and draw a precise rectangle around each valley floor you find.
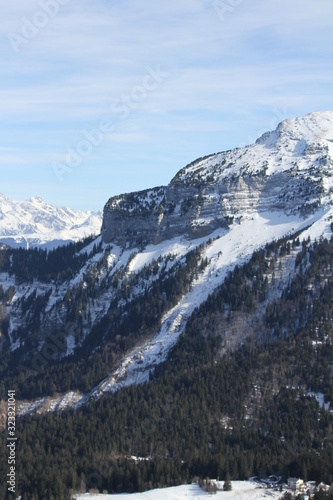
[74,481,285,499]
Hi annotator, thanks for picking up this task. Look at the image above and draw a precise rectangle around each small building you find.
[307,481,317,495]
[288,477,304,492]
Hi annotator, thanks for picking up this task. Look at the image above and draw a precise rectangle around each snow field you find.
[75,481,285,499]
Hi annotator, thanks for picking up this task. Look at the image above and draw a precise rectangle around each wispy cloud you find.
[1,0,332,209]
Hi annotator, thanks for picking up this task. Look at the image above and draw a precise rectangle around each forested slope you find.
[1,230,333,499]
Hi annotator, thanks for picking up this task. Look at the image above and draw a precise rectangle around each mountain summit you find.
[102,111,333,247]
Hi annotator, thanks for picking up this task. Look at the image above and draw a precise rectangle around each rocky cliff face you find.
[102,111,333,247]
[101,182,229,247]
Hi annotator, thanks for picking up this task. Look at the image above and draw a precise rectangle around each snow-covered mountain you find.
[1,111,333,417]
[102,111,333,247]
[0,194,102,249]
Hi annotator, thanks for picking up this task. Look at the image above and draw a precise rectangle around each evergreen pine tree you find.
[223,472,232,491]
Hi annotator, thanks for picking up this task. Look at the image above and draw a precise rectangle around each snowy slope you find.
[176,111,333,182]
[92,210,324,397]
[0,194,102,249]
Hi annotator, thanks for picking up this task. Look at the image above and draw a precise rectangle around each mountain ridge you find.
[101,111,333,248]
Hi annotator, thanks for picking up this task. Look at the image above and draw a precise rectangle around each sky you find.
[1,0,333,211]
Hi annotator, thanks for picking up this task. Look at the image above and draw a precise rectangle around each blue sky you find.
[1,0,333,211]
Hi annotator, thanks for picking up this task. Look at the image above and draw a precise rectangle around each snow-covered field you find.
[75,481,284,499]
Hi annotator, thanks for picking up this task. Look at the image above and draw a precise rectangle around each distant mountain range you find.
[0,194,102,249]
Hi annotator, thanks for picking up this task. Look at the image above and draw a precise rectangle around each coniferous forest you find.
[0,230,333,498]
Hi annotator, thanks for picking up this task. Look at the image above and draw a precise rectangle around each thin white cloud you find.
[0,0,332,209]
